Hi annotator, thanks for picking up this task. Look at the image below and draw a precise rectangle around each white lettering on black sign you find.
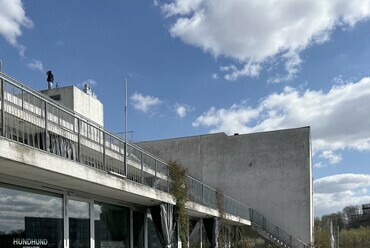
[12,238,48,247]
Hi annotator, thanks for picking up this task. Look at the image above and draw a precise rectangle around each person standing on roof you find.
[46,71,54,89]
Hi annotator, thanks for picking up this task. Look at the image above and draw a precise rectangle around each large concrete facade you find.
[138,127,313,245]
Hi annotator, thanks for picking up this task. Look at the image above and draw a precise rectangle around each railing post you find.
[44,101,49,152]
[154,160,157,185]
[249,209,253,223]
[1,77,5,137]
[140,152,144,184]
[289,235,292,248]
[124,142,127,177]
[77,119,81,162]
[167,162,169,192]
[102,131,106,170]
[202,183,204,205]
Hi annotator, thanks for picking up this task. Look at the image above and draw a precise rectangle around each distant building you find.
[363,203,370,215]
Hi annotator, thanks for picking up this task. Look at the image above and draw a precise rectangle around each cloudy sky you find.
[1,0,370,217]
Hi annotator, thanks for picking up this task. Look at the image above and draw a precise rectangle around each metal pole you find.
[124,78,128,177]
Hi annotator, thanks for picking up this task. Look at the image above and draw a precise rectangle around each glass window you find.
[69,200,90,248]
[0,185,63,248]
[201,220,211,248]
[94,202,130,248]
[133,212,144,248]
[189,219,201,248]
[147,212,161,248]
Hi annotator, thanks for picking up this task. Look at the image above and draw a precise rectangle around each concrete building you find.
[40,84,104,126]
[0,68,310,248]
[138,129,313,245]
[0,70,256,248]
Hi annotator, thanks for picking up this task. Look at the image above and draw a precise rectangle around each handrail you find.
[0,71,249,216]
[250,209,309,248]
[0,71,308,248]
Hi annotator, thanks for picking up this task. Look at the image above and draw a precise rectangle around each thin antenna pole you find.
[124,78,128,176]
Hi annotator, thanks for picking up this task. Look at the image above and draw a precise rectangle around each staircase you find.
[249,209,310,248]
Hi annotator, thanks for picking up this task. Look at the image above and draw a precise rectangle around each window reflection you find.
[147,212,162,248]
[0,185,63,247]
[94,202,130,248]
[69,200,90,248]
[133,212,144,248]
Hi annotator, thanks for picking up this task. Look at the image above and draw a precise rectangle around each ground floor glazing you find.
[0,183,213,248]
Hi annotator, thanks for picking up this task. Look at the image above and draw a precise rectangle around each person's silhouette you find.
[46,71,54,89]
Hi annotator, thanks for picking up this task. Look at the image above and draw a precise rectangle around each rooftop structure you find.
[40,84,104,126]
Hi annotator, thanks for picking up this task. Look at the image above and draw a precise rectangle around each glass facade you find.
[0,185,64,248]
[133,212,144,248]
[69,200,90,248]
[147,213,161,248]
[94,202,130,248]
[0,184,197,248]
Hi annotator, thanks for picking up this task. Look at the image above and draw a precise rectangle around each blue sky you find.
[1,0,370,216]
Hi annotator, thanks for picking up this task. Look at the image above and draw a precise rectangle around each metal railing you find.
[250,209,309,248]
[0,71,249,219]
[0,71,308,248]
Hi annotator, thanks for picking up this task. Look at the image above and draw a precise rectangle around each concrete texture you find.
[138,127,313,244]
[41,86,104,126]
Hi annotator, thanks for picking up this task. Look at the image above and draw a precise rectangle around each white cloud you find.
[314,174,370,216]
[212,73,219,79]
[192,103,260,131]
[319,150,342,165]
[0,0,33,56]
[193,77,370,163]
[176,105,186,118]
[161,0,370,81]
[315,174,370,194]
[175,103,192,118]
[27,59,44,73]
[130,92,161,113]
[224,62,262,81]
[313,162,327,169]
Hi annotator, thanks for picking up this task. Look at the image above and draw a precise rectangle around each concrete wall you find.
[138,127,313,245]
[41,86,104,126]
